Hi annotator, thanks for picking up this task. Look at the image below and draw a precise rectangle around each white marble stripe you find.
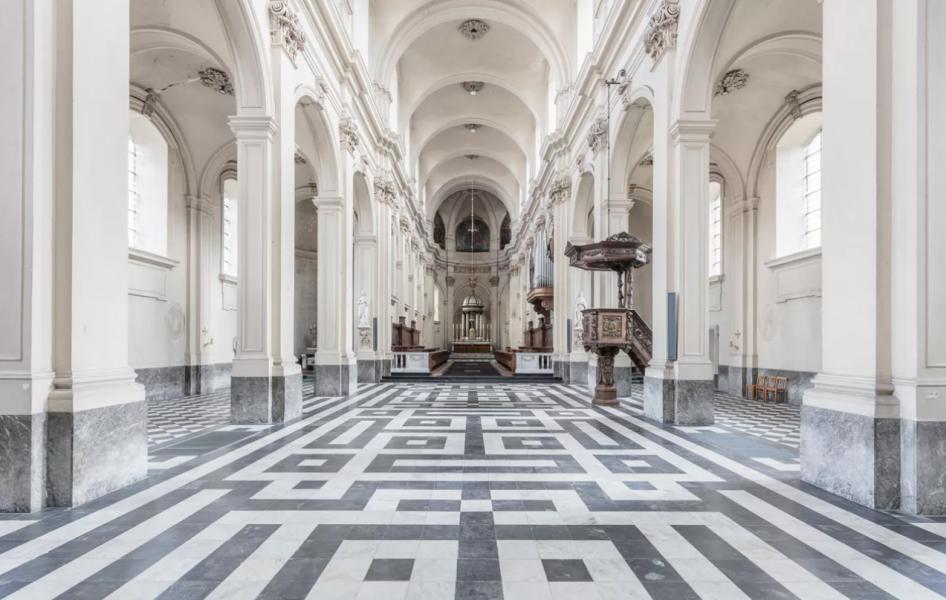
[330,419,375,445]
[205,523,315,600]
[915,523,946,538]
[147,455,196,470]
[393,459,559,468]
[0,521,36,538]
[722,490,944,598]
[636,521,752,599]
[0,384,395,576]
[573,421,620,446]
[595,402,946,576]
[705,515,848,599]
[105,520,249,599]
[3,489,229,600]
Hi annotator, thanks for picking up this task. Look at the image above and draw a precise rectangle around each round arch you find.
[375,0,570,93]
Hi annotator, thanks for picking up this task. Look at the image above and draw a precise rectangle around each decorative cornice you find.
[638,153,653,167]
[294,151,306,164]
[714,69,749,96]
[373,171,396,205]
[587,117,608,154]
[458,19,490,41]
[549,173,572,205]
[644,0,680,63]
[268,1,306,61]
[339,115,360,151]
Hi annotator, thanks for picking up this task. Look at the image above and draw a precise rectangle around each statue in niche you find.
[575,291,587,329]
[357,291,370,328]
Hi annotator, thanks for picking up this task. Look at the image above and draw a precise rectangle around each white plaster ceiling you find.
[708,0,823,175]
[130,0,239,187]
[372,1,578,226]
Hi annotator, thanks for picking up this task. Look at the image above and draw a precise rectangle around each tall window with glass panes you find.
[803,130,822,249]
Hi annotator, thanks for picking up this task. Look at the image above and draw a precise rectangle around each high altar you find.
[451,282,493,353]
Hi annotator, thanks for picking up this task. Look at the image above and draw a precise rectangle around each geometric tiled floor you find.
[3,382,945,599]
[147,379,317,447]
[627,388,802,449]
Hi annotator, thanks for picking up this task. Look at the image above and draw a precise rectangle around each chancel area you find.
[2,0,946,598]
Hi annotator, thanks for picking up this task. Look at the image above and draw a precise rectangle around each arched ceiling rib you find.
[373,1,579,234]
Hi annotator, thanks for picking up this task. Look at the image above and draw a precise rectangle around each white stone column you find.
[315,192,357,395]
[228,116,281,422]
[724,197,759,398]
[642,118,716,425]
[801,0,898,509]
[894,0,946,515]
[268,47,302,419]
[0,0,55,511]
[44,0,148,507]
[184,196,215,396]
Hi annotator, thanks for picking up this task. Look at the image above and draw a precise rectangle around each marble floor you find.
[2,383,946,599]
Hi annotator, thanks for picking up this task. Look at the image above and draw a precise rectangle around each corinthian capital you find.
[269,1,306,61]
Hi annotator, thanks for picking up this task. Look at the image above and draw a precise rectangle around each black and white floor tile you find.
[628,388,801,449]
[147,379,317,447]
[3,382,945,599]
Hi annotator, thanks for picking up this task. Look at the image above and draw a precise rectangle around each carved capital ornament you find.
[269,1,306,61]
[643,0,680,63]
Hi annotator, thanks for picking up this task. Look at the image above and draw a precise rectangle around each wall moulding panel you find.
[764,249,822,304]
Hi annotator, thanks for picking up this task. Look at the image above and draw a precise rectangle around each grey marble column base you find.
[0,413,46,512]
[800,405,900,510]
[315,363,358,396]
[553,361,569,382]
[357,360,382,384]
[900,419,946,515]
[614,366,634,397]
[46,402,147,507]
[643,376,715,425]
[231,373,302,424]
[567,361,588,386]
[272,372,303,423]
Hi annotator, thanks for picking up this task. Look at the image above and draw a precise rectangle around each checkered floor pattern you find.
[3,382,945,600]
[627,387,801,449]
[146,378,316,447]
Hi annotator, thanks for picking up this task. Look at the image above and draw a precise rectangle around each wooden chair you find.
[763,376,788,403]
[747,374,767,401]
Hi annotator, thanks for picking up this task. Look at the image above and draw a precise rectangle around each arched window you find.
[433,213,446,249]
[803,130,823,249]
[128,112,169,255]
[708,181,722,277]
[775,113,823,257]
[500,214,511,249]
[222,178,239,278]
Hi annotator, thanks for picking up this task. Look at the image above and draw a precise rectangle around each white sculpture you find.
[575,291,588,328]
[357,291,370,328]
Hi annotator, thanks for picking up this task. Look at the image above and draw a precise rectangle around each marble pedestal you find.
[357,359,382,384]
[231,372,303,424]
[0,413,46,512]
[643,375,714,425]
[800,404,900,510]
[316,362,358,396]
[901,419,946,514]
[46,401,148,507]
